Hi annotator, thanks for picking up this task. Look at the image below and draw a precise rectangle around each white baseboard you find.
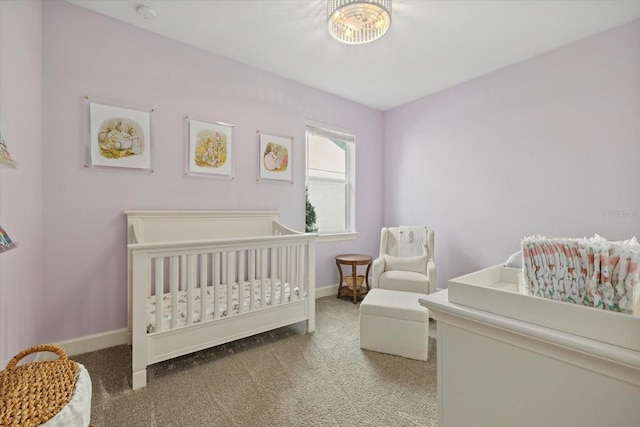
[36,288,340,361]
[35,328,129,361]
[315,284,339,298]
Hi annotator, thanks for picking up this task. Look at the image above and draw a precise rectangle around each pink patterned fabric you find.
[521,235,639,313]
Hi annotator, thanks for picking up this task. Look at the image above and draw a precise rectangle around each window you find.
[305,124,355,235]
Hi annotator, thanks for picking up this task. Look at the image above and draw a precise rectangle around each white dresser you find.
[419,266,640,427]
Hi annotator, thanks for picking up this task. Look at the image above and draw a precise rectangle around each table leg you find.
[364,262,372,292]
[352,264,357,304]
[336,260,344,298]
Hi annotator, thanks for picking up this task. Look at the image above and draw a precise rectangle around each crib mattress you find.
[146,279,300,333]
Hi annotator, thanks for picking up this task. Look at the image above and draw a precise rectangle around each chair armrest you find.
[426,260,437,294]
[371,255,385,288]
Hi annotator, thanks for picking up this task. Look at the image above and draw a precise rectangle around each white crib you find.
[126,210,316,389]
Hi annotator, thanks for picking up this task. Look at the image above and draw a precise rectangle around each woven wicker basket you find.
[0,344,78,427]
[345,275,365,291]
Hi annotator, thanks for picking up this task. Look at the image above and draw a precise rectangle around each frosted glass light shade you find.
[327,0,392,44]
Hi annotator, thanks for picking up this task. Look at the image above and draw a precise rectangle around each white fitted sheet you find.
[146,279,300,333]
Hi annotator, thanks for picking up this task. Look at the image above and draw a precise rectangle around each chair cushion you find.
[360,289,428,322]
[379,270,430,294]
[384,254,427,273]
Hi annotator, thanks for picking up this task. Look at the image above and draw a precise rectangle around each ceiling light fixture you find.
[327,0,391,45]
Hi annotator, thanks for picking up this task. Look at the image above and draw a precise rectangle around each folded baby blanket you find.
[399,226,428,257]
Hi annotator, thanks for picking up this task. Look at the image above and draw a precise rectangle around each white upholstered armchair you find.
[371,227,436,295]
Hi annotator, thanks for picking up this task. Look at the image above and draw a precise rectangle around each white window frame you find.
[305,122,357,242]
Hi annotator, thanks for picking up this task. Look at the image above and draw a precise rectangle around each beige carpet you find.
[73,295,438,426]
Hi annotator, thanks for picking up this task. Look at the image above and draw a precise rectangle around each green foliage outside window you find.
[305,187,318,233]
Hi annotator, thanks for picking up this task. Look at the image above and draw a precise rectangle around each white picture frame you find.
[258,132,292,182]
[88,100,152,171]
[186,118,234,179]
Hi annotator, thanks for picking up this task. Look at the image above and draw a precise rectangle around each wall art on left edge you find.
[0,132,17,168]
[87,99,152,171]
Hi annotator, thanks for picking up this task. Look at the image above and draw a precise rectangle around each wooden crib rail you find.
[126,210,282,244]
[128,232,312,253]
[274,221,305,235]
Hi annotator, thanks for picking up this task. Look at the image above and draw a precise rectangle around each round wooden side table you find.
[335,254,373,304]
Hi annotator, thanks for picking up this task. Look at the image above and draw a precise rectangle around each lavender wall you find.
[41,0,383,343]
[6,0,638,354]
[0,1,44,364]
[384,19,640,290]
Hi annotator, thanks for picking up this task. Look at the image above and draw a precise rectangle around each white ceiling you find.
[67,0,640,111]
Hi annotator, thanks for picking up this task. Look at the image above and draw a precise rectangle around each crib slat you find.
[214,252,221,287]
[213,252,220,319]
[170,256,179,330]
[221,252,227,285]
[249,249,256,310]
[155,258,164,333]
[303,244,307,297]
[238,250,245,314]
[291,245,300,302]
[283,246,288,304]
[280,246,286,305]
[300,244,306,299]
[186,254,195,325]
[300,244,307,299]
[297,244,304,300]
[180,255,187,292]
[227,251,233,317]
[269,247,282,305]
[288,246,294,303]
[260,248,268,306]
[287,245,292,304]
[200,253,208,324]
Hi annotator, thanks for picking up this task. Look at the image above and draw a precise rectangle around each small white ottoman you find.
[360,289,429,361]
